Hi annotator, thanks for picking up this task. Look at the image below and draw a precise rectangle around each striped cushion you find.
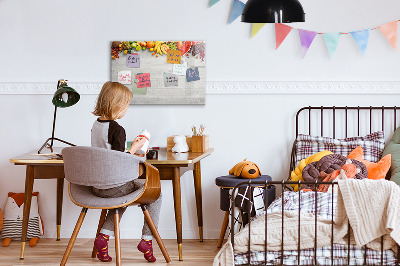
[295,131,385,166]
[1,217,40,240]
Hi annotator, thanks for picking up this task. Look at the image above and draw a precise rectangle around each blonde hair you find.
[93,82,133,120]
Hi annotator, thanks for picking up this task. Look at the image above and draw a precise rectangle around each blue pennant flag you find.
[351,29,371,55]
[209,0,220,7]
[323,33,341,58]
[229,0,245,23]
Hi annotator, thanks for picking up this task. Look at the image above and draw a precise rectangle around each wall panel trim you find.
[0,81,399,95]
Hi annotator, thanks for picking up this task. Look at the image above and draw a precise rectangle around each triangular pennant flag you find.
[275,23,293,49]
[298,29,317,58]
[351,29,370,55]
[378,21,398,50]
[323,33,341,58]
[209,0,220,7]
[229,0,245,24]
[251,23,266,38]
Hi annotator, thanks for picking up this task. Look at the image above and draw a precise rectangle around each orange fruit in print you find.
[147,41,155,48]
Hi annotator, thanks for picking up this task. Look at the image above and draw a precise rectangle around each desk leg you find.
[172,167,183,261]
[56,178,64,241]
[20,165,34,259]
[193,161,203,242]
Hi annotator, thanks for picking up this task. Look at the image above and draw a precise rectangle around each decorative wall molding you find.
[1,81,400,95]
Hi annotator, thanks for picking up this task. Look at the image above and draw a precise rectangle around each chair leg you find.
[141,205,171,263]
[217,211,230,248]
[114,209,121,266]
[91,209,108,258]
[60,208,88,266]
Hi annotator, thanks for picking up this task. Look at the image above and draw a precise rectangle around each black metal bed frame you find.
[230,106,400,266]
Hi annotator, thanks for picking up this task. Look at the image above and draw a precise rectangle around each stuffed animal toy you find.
[172,135,189,153]
[229,159,261,179]
[1,192,44,247]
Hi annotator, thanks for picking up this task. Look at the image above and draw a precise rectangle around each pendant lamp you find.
[38,79,80,154]
[241,0,305,23]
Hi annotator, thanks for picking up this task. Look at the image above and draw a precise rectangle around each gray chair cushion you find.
[69,180,145,208]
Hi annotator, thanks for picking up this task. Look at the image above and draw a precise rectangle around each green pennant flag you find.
[323,33,341,58]
[251,23,266,38]
[209,0,220,7]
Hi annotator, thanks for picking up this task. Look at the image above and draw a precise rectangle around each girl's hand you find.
[129,137,147,155]
[134,148,149,157]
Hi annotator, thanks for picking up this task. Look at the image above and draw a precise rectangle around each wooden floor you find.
[0,239,221,265]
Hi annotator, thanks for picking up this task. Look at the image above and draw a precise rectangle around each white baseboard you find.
[1,81,399,95]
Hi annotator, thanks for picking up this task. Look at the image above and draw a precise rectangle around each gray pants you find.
[92,180,162,240]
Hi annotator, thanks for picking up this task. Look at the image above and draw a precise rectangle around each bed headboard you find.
[290,106,400,179]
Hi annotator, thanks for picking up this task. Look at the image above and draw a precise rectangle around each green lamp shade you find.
[52,84,80,108]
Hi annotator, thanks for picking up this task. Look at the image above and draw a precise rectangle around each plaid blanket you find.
[234,191,397,265]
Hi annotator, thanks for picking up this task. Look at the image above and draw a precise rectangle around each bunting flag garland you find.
[251,23,266,38]
[275,23,293,49]
[229,0,245,24]
[378,21,398,50]
[208,5,400,58]
[323,33,341,58]
[351,29,370,55]
[209,0,220,7]
[298,30,317,58]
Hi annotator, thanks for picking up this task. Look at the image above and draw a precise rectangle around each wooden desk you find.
[10,147,213,261]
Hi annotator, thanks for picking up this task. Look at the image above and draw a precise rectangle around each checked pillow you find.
[294,131,385,167]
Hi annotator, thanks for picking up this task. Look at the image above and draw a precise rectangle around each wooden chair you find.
[60,146,171,265]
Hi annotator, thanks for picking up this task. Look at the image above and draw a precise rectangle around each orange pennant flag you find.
[378,21,398,50]
[275,23,293,49]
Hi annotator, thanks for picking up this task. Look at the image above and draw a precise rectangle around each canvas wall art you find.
[111,41,206,105]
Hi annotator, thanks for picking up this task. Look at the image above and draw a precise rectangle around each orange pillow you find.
[347,146,391,180]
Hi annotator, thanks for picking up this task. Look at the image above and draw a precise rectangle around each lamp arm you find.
[50,79,61,148]
[50,105,57,148]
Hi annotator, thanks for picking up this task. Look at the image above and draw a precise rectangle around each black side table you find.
[215,175,275,248]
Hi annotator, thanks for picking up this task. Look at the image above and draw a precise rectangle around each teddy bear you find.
[172,135,189,153]
[1,192,44,247]
[229,159,261,179]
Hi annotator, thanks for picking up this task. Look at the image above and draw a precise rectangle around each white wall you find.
[1,0,400,239]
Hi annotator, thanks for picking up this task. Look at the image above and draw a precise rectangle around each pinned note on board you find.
[164,73,179,87]
[126,53,140,68]
[135,73,151,88]
[167,50,182,64]
[118,70,132,84]
[186,67,200,82]
[173,62,187,76]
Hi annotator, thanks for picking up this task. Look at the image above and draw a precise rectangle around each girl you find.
[91,81,161,263]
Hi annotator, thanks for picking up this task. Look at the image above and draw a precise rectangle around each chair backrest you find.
[62,146,145,187]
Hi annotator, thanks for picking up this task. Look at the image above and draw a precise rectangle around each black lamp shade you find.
[241,0,305,23]
[52,84,80,108]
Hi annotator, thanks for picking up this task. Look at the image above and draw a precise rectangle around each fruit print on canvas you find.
[111,41,206,105]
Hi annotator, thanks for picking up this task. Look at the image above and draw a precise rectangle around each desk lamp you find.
[38,79,80,154]
[241,0,305,23]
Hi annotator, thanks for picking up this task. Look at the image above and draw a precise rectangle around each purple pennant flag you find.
[298,29,317,58]
[229,0,245,24]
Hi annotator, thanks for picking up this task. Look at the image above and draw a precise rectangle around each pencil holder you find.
[191,135,209,153]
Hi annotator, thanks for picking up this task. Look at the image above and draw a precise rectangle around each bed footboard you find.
[230,180,400,266]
